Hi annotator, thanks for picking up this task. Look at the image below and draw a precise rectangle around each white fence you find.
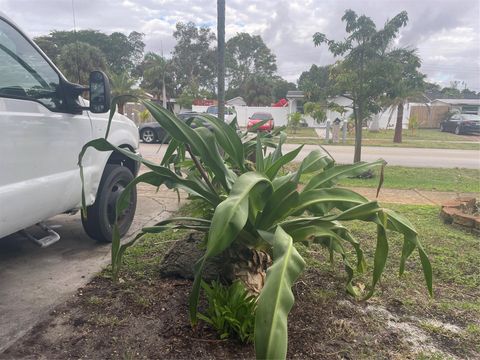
[192,105,290,127]
[192,102,416,130]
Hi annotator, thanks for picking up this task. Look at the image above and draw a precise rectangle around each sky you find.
[1,0,479,91]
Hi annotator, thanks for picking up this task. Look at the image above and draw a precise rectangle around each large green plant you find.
[79,100,432,360]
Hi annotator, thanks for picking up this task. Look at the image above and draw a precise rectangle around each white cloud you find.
[2,0,479,90]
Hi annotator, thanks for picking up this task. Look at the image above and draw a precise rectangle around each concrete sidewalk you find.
[345,186,478,205]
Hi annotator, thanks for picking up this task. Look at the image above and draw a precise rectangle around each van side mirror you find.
[89,71,111,113]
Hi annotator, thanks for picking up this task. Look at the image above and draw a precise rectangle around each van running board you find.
[20,223,61,248]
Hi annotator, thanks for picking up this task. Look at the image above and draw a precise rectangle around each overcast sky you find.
[2,0,479,91]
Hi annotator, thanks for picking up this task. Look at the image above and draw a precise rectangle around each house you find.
[226,96,246,106]
[432,99,480,115]
[286,91,304,114]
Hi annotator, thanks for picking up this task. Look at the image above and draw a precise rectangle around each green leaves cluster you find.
[199,280,257,343]
[79,99,433,360]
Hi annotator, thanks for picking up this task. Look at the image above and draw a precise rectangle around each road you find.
[284,144,480,169]
[139,142,480,169]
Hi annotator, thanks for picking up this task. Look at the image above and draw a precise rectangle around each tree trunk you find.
[353,101,363,163]
[393,102,404,143]
[159,233,270,295]
[217,0,226,122]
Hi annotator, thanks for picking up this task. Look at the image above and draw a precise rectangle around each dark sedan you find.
[138,112,213,143]
[440,113,480,135]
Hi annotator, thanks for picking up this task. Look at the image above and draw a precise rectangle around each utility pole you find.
[217,0,225,122]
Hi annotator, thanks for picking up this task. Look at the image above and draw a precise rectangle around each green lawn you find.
[360,129,479,142]
[298,204,480,357]
[285,127,317,137]
[286,138,480,150]
[284,164,480,193]
[285,128,480,150]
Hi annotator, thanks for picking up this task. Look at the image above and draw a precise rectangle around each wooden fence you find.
[409,105,449,129]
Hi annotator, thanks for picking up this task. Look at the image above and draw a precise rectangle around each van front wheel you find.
[82,164,137,242]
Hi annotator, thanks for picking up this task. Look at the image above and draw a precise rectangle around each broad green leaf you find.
[256,182,299,229]
[265,145,303,180]
[190,172,272,324]
[255,135,264,173]
[385,209,433,296]
[142,100,231,191]
[364,211,389,299]
[292,188,369,215]
[194,113,245,170]
[292,148,333,183]
[255,227,305,360]
[304,159,386,191]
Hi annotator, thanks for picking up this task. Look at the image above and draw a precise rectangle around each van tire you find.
[82,164,137,242]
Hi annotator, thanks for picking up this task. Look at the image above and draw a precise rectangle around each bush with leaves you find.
[287,112,303,134]
[199,280,257,343]
[79,99,432,360]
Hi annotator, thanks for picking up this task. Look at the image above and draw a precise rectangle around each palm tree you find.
[141,52,171,107]
[109,72,143,114]
[383,49,425,143]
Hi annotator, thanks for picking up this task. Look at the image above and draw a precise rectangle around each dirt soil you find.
[2,265,473,360]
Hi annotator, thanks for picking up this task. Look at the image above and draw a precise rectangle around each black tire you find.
[454,126,461,135]
[141,128,157,143]
[82,164,137,242]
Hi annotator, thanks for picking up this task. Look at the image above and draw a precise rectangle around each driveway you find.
[0,146,184,353]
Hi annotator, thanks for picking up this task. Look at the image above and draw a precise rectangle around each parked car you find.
[247,112,275,132]
[0,12,140,245]
[440,113,480,135]
[138,112,213,143]
[205,105,236,123]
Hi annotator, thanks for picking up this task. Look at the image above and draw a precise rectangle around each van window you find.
[0,18,63,111]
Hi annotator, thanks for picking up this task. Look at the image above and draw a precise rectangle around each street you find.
[288,144,480,169]
[140,142,480,169]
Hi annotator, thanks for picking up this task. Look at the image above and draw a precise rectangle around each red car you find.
[247,112,275,131]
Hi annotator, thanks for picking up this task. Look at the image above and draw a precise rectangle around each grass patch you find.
[284,163,480,193]
[361,129,479,142]
[286,137,480,150]
[299,204,480,355]
[285,127,317,137]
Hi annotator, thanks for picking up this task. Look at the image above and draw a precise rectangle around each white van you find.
[0,13,139,245]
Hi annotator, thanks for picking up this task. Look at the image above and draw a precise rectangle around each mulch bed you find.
[1,267,411,360]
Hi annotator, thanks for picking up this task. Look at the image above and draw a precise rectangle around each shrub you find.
[198,280,257,343]
[79,99,432,360]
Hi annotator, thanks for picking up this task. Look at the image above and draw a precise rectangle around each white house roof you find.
[433,99,480,106]
[226,96,246,106]
[286,91,304,99]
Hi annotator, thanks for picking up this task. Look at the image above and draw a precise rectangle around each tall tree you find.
[314,9,410,162]
[34,30,145,75]
[139,52,174,104]
[242,74,274,106]
[57,42,107,84]
[110,72,143,114]
[226,33,277,90]
[271,76,297,101]
[297,65,331,102]
[383,49,425,143]
[171,22,217,95]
